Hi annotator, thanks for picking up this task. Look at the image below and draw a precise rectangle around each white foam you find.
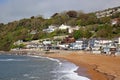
[29,76,40,79]
[28,55,62,65]
[46,57,62,65]
[23,74,29,77]
[59,74,90,80]
[23,74,40,79]
[0,59,28,61]
[27,55,43,58]
[52,60,90,80]
[27,55,90,80]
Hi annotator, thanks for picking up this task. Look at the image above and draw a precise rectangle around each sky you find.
[0,0,120,23]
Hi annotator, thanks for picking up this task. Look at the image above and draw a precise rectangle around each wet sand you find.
[44,50,120,80]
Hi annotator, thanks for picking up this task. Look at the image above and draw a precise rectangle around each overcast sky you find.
[0,0,120,23]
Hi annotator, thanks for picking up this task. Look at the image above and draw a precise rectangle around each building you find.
[69,39,84,50]
[53,35,69,40]
[111,18,120,26]
[94,39,113,48]
[59,24,80,33]
[14,40,23,45]
[43,25,57,33]
[95,6,120,18]
[30,30,37,34]
[61,36,75,44]
[26,43,39,49]
[59,24,71,30]
[68,26,80,33]
[43,41,52,45]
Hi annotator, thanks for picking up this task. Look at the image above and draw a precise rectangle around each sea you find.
[0,53,90,80]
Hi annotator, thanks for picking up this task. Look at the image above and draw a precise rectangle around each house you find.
[101,47,109,54]
[94,39,112,47]
[43,40,52,45]
[53,35,69,40]
[76,39,83,43]
[58,44,69,50]
[88,38,96,48]
[43,25,57,33]
[14,40,23,45]
[88,39,113,54]
[58,36,75,50]
[26,43,38,49]
[25,43,43,49]
[69,39,83,50]
[61,36,75,44]
[30,30,37,34]
[69,43,83,50]
[111,18,120,26]
[30,40,39,43]
[95,6,120,18]
[91,40,102,54]
[68,26,80,33]
[59,24,71,30]
[118,37,120,44]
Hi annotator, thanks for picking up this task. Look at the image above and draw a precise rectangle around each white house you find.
[31,40,40,43]
[58,44,69,49]
[53,35,69,40]
[43,25,57,33]
[14,40,23,45]
[69,43,83,50]
[91,39,113,54]
[94,39,112,47]
[43,41,52,45]
[59,24,71,30]
[118,37,120,44]
[69,39,83,50]
[26,43,38,49]
[68,26,80,33]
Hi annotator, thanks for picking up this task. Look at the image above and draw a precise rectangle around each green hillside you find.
[0,9,120,51]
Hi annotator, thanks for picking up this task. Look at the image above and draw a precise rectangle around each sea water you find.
[0,54,90,80]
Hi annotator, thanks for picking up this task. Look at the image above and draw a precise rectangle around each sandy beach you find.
[43,50,120,80]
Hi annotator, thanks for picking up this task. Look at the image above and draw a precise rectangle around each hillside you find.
[0,6,120,51]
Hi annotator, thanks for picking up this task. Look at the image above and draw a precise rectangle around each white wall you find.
[59,24,70,30]
[43,41,51,45]
[119,37,120,44]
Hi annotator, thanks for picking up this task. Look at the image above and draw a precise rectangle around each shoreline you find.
[42,50,120,80]
[44,53,108,80]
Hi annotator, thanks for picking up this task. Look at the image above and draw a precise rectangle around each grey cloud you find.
[0,0,120,23]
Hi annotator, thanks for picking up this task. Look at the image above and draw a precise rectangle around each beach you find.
[43,50,120,80]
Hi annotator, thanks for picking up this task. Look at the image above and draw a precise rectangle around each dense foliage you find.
[0,10,120,51]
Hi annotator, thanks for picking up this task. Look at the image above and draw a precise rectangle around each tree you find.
[96,24,113,38]
[73,30,83,39]
[31,16,35,19]
[51,13,59,18]
[83,30,93,38]
[67,18,77,26]
[76,20,82,26]
[99,17,111,24]
[66,10,78,18]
